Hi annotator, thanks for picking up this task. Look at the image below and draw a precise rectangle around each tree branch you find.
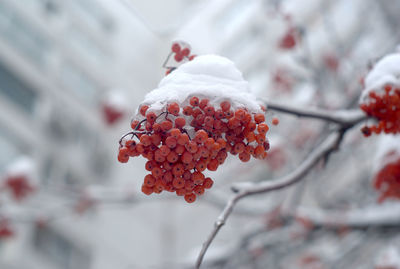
[195,131,342,268]
[263,100,367,126]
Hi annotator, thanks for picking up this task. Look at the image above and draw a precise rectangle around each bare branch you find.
[263,100,367,126]
[195,132,342,268]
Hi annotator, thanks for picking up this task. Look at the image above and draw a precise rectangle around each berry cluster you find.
[360,85,400,136]
[278,27,299,50]
[165,41,196,75]
[373,156,400,203]
[118,97,270,203]
[102,103,124,125]
[4,175,35,201]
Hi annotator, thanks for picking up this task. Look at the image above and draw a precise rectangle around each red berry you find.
[174,52,184,62]
[199,99,209,110]
[160,120,173,132]
[184,193,196,203]
[272,117,279,125]
[146,112,157,123]
[165,136,177,148]
[140,105,149,116]
[175,117,186,129]
[220,101,231,111]
[181,47,190,56]
[144,174,156,187]
[254,113,265,124]
[171,42,181,53]
[190,96,200,106]
[203,177,214,189]
[257,123,269,134]
[173,176,185,189]
[167,102,180,116]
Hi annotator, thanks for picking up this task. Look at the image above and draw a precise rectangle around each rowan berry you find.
[165,136,177,148]
[167,102,180,116]
[181,151,193,164]
[173,177,185,189]
[140,105,149,116]
[172,163,185,176]
[171,42,181,53]
[183,106,193,116]
[175,144,185,154]
[194,130,208,144]
[144,174,156,187]
[186,141,198,153]
[256,134,266,144]
[204,106,215,116]
[151,166,163,178]
[234,142,245,154]
[220,101,231,111]
[184,193,196,203]
[195,159,207,172]
[203,177,214,189]
[185,180,195,191]
[131,120,140,130]
[254,113,265,124]
[239,152,251,162]
[139,135,151,147]
[175,117,186,129]
[193,186,205,196]
[257,123,269,134]
[177,133,189,145]
[174,53,183,62]
[192,171,205,185]
[272,117,279,125]
[146,112,157,123]
[141,184,153,195]
[207,159,219,171]
[181,47,190,57]
[190,96,200,106]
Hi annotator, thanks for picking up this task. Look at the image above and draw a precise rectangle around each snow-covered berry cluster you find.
[118,54,270,203]
[360,54,400,136]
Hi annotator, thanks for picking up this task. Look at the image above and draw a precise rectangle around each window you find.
[34,226,91,269]
[0,60,38,113]
[60,62,98,104]
[71,0,115,33]
[0,1,51,65]
[0,126,27,173]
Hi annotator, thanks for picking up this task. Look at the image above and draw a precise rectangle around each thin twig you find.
[263,100,367,126]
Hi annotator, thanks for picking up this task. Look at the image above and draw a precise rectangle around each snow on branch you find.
[264,100,367,126]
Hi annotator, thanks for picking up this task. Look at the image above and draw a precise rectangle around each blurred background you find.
[0,0,400,268]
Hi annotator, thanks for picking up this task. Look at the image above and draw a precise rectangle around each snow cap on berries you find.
[140,55,262,114]
[4,157,37,182]
[360,53,400,103]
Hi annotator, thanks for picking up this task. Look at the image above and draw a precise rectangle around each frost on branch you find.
[118,55,270,203]
[360,53,400,135]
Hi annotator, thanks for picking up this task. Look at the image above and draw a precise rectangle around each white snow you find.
[375,246,400,269]
[360,53,400,103]
[139,55,263,115]
[103,90,129,111]
[3,156,37,186]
